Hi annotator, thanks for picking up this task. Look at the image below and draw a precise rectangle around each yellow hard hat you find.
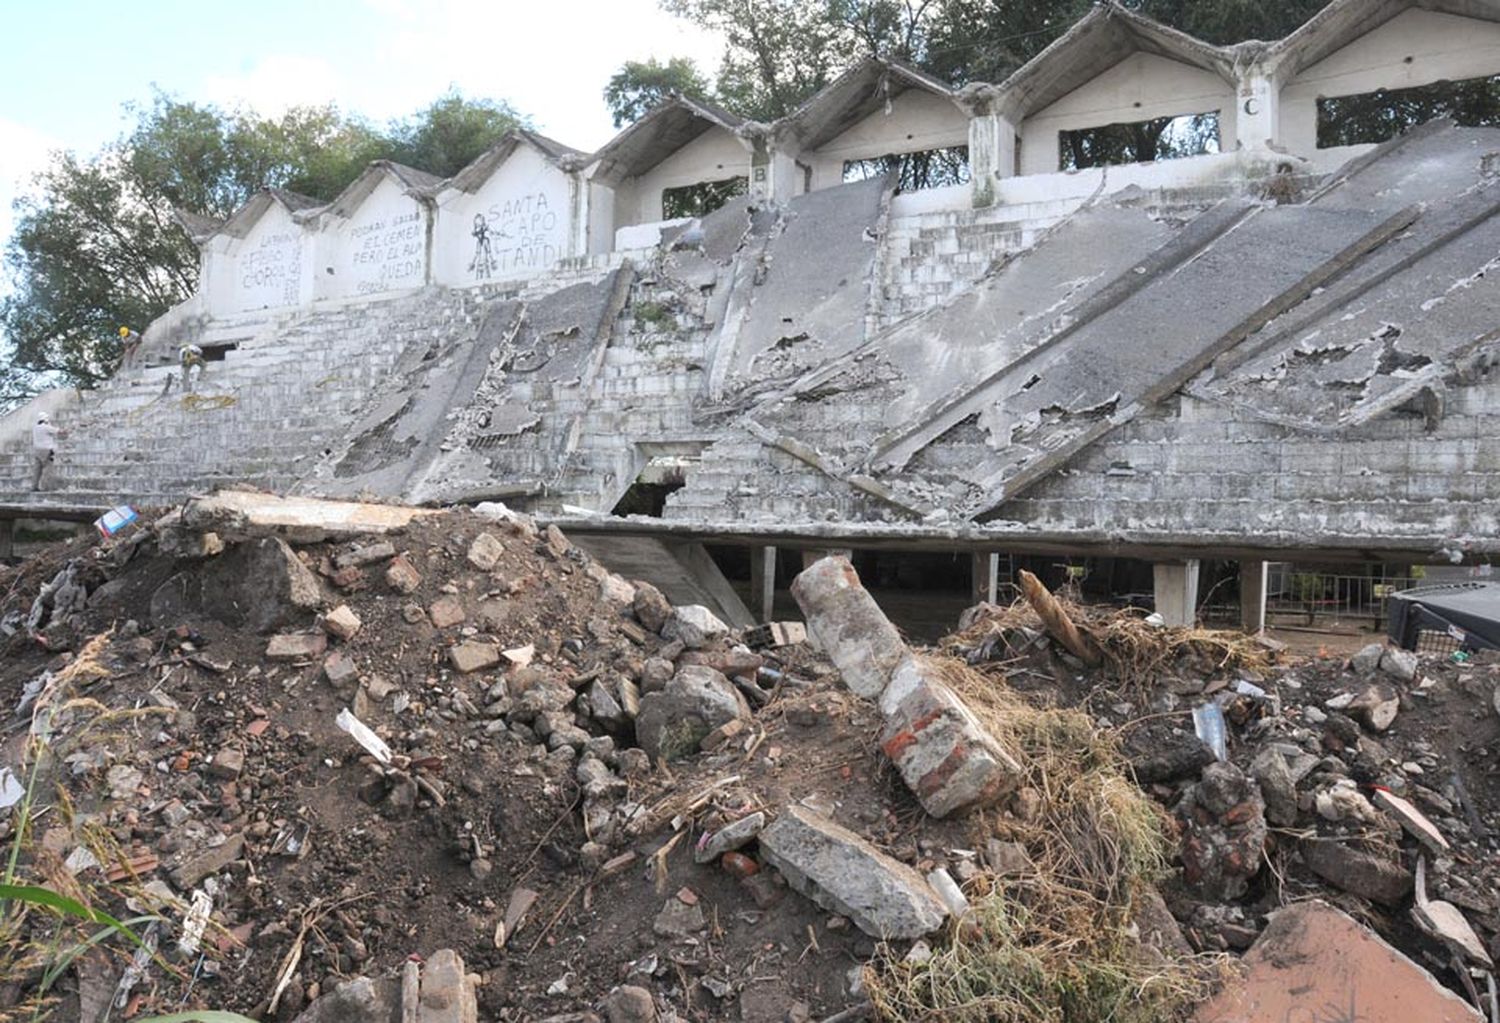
[118,326,130,337]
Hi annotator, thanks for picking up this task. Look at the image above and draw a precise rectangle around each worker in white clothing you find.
[31,413,66,492]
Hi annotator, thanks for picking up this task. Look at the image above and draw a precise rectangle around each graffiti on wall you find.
[238,230,302,307]
[348,209,425,295]
[468,192,562,279]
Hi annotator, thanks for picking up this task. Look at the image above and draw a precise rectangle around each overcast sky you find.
[0,0,724,258]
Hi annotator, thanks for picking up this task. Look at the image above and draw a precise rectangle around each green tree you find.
[386,92,529,177]
[604,58,715,128]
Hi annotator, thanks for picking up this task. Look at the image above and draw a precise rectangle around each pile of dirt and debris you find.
[0,493,1495,1022]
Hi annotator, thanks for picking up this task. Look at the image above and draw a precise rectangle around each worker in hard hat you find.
[117,325,142,371]
[30,413,66,492]
[178,341,205,393]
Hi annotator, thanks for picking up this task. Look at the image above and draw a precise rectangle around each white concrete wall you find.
[803,89,970,192]
[1019,52,1237,176]
[203,203,313,314]
[316,176,430,302]
[611,126,751,228]
[1280,9,1500,159]
[433,146,575,286]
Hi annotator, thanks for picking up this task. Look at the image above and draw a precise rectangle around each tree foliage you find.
[1,91,527,400]
[605,58,715,128]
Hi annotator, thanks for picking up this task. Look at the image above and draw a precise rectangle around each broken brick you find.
[428,595,466,630]
[322,604,362,641]
[265,632,327,661]
[384,554,422,594]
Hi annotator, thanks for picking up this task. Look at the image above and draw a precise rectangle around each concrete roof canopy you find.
[444,129,587,195]
[773,56,966,152]
[993,2,1236,122]
[319,160,445,222]
[587,95,752,187]
[1266,0,1500,80]
[213,188,324,241]
[173,208,226,246]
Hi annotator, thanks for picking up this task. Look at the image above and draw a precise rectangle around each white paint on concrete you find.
[316,175,430,302]
[802,89,969,193]
[609,126,752,228]
[1020,52,1236,176]
[433,144,576,287]
[202,201,313,314]
[1281,9,1500,159]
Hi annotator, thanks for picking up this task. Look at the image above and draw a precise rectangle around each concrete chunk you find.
[634,665,750,763]
[878,656,1022,818]
[1195,900,1481,1022]
[322,604,362,641]
[758,806,947,940]
[335,541,396,568]
[384,554,422,594]
[790,556,907,699]
[266,632,328,661]
[419,948,477,1023]
[467,533,505,571]
[449,642,500,674]
[171,833,245,888]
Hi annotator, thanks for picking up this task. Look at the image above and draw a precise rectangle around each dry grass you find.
[944,597,1270,689]
[865,657,1223,1022]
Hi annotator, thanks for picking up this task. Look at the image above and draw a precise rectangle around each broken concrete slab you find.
[758,805,948,940]
[1373,788,1450,854]
[171,833,245,889]
[1194,900,1481,1022]
[181,490,435,541]
[791,555,907,699]
[878,656,1022,818]
[449,642,500,674]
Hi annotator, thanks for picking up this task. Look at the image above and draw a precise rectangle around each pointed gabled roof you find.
[173,208,225,246]
[444,129,587,195]
[587,95,752,186]
[1267,0,1500,80]
[321,160,443,221]
[774,56,964,152]
[215,188,323,240]
[995,3,1236,121]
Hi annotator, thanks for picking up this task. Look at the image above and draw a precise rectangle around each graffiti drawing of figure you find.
[469,214,497,278]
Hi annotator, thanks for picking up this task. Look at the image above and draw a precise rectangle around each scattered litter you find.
[336,707,392,764]
[1193,702,1228,761]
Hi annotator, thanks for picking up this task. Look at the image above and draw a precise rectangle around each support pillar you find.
[1239,560,1269,634]
[1153,560,1201,628]
[971,552,1000,606]
[967,109,1018,209]
[0,518,12,561]
[1233,66,1281,153]
[750,545,778,622]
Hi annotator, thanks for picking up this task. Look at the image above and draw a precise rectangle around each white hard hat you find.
[36,413,48,424]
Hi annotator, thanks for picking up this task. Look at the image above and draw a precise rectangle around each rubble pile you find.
[0,493,1497,1022]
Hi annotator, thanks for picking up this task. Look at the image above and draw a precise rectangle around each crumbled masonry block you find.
[1195,900,1481,1022]
[266,632,328,661]
[878,656,1023,818]
[428,596,466,630]
[467,533,504,571]
[171,833,245,888]
[417,948,478,1023]
[209,748,244,780]
[323,650,358,687]
[758,805,948,940]
[384,555,422,594]
[790,556,907,699]
[322,604,362,641]
[449,642,500,674]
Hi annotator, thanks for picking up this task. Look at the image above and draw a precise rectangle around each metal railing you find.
[1263,570,1420,629]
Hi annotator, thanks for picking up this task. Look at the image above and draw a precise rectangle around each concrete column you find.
[0,518,13,561]
[1234,67,1281,152]
[971,552,1000,606]
[1240,559,1269,634]
[1153,560,1201,628]
[967,111,1018,209]
[750,545,777,622]
[767,149,800,202]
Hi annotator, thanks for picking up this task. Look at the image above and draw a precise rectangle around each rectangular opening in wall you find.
[661,176,747,219]
[1058,111,1220,171]
[201,343,237,362]
[842,145,970,191]
[1316,73,1500,148]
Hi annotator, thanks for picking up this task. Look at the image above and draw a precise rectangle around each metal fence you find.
[1263,568,1420,629]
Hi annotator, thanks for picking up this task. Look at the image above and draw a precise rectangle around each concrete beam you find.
[1240,559,1269,634]
[1153,560,1201,628]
